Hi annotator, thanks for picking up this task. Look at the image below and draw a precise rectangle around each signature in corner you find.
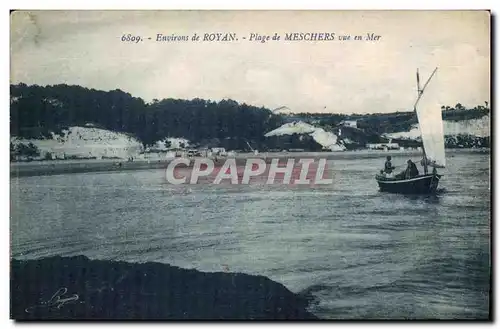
[25,287,80,314]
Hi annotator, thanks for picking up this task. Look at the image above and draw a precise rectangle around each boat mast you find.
[415,68,428,174]
[413,68,438,109]
[414,67,438,175]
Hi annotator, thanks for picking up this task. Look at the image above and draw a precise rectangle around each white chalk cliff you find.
[386,115,490,140]
[264,121,346,151]
[11,126,144,159]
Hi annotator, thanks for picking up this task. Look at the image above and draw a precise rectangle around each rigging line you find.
[413,67,438,110]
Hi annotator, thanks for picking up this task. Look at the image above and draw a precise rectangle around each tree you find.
[10,83,489,153]
[10,142,16,161]
[14,142,40,158]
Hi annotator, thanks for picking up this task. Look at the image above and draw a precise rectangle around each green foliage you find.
[445,135,489,148]
[292,104,489,135]
[10,83,489,151]
[441,104,490,122]
[10,84,284,150]
[11,142,40,158]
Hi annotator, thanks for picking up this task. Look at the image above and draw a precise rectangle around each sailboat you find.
[375,67,445,194]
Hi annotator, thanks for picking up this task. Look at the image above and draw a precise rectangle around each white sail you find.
[414,68,446,168]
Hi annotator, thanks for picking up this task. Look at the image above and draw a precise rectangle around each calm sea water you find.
[10,150,490,319]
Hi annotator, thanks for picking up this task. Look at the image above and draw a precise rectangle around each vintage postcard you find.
[9,10,490,320]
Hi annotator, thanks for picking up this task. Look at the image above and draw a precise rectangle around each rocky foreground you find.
[11,256,317,320]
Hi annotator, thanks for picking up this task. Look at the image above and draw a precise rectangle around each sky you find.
[10,10,490,114]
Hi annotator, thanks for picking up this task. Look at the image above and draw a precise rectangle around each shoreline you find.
[11,255,318,320]
[10,148,489,178]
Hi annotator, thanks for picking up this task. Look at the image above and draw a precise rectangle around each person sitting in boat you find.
[384,156,395,174]
[405,159,419,179]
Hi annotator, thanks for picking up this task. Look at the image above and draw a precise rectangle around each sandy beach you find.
[10,149,487,178]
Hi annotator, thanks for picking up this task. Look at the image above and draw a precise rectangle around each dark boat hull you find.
[375,173,441,194]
